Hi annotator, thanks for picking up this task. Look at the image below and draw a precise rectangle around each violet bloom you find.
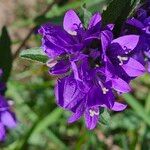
[55,73,127,129]
[0,69,17,141]
[38,10,106,75]
[124,1,150,72]
[39,10,144,129]
[106,35,145,82]
[0,95,17,141]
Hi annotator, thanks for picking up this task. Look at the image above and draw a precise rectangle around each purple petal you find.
[126,18,144,29]
[63,10,82,35]
[0,83,6,92]
[112,35,139,51]
[111,102,127,111]
[122,58,145,77]
[68,101,85,123]
[87,83,114,109]
[148,62,150,73]
[88,13,101,29]
[111,77,131,93]
[46,32,74,50]
[84,34,101,44]
[71,57,89,81]
[0,95,9,109]
[49,60,70,75]
[1,111,17,128]
[40,23,75,58]
[39,23,73,45]
[55,76,85,111]
[77,80,91,94]
[106,24,114,31]
[42,37,65,58]
[71,61,81,81]
[87,85,103,107]
[84,107,99,130]
[55,78,65,107]
[101,30,113,51]
[0,123,5,141]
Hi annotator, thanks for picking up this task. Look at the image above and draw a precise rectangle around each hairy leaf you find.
[20,47,48,63]
[82,4,92,28]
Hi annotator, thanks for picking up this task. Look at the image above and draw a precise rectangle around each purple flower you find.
[39,10,144,129]
[124,1,150,72]
[0,95,17,141]
[0,69,17,141]
[106,35,145,81]
[55,75,127,130]
[68,102,127,130]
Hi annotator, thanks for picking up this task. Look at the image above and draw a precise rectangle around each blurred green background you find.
[0,0,150,149]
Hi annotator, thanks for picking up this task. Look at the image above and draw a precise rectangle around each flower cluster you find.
[39,10,146,129]
[0,69,17,141]
[124,0,150,72]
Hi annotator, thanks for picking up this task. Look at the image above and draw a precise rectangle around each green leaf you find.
[82,4,92,28]
[45,129,68,150]
[0,26,12,82]
[123,94,150,127]
[102,0,128,25]
[31,108,63,134]
[15,108,63,150]
[110,110,140,130]
[20,47,48,63]
[102,0,140,36]
[100,108,110,125]
[128,0,141,17]
[34,0,105,25]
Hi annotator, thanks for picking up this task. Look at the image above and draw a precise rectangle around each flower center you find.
[89,109,99,117]
[117,55,128,65]
[102,87,109,94]
[98,80,109,94]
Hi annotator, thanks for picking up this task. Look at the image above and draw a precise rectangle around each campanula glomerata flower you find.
[0,69,17,141]
[0,95,17,141]
[39,10,145,129]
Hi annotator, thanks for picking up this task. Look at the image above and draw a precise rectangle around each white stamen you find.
[89,109,99,117]
[102,87,109,94]
[68,30,77,36]
[46,59,57,68]
[117,55,128,65]
[94,111,99,115]
[8,100,14,106]
[98,81,109,94]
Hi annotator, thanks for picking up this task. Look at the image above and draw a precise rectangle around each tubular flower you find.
[0,69,17,141]
[39,10,144,129]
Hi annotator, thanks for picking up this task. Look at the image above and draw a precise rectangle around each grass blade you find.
[123,94,150,126]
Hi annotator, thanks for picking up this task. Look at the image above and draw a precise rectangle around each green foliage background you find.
[0,0,150,149]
